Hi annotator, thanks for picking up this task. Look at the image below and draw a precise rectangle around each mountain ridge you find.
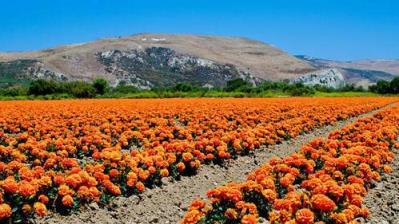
[0,34,397,88]
[0,34,316,88]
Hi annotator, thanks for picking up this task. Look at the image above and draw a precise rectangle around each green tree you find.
[70,82,96,98]
[28,79,58,95]
[370,80,391,94]
[225,78,251,92]
[113,82,139,94]
[0,85,28,96]
[93,78,109,95]
[390,77,399,94]
[172,83,199,92]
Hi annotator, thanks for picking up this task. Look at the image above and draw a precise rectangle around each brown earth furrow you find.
[358,146,399,224]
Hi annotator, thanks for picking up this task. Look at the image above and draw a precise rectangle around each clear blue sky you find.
[0,0,398,61]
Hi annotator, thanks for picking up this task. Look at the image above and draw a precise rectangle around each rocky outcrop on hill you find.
[97,47,257,89]
[291,68,345,89]
[0,59,67,86]
[296,55,397,87]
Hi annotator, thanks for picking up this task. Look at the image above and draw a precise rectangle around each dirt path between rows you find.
[359,146,399,224]
[38,103,397,224]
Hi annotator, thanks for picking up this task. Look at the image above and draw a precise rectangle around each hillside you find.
[296,55,398,87]
[0,34,315,88]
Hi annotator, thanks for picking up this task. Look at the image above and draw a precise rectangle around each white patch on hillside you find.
[291,68,345,89]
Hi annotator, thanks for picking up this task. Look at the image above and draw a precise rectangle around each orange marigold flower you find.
[38,194,49,204]
[109,169,120,178]
[53,175,65,185]
[180,210,204,224]
[89,187,101,199]
[1,177,18,194]
[65,173,83,189]
[77,186,90,199]
[176,162,186,172]
[22,204,32,215]
[383,165,393,173]
[62,195,74,207]
[342,209,355,221]
[136,181,145,192]
[182,152,193,162]
[160,168,169,177]
[296,208,314,224]
[360,207,369,217]
[190,199,206,210]
[349,194,363,207]
[206,153,214,160]
[311,194,336,213]
[225,208,238,220]
[138,169,150,181]
[58,184,73,196]
[280,173,296,187]
[0,203,12,220]
[104,181,121,196]
[18,181,37,197]
[261,189,277,202]
[190,160,201,169]
[241,214,257,224]
[126,172,138,187]
[148,166,157,174]
[33,202,47,217]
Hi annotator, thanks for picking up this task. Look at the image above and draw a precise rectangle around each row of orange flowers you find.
[0,98,395,222]
[181,103,399,224]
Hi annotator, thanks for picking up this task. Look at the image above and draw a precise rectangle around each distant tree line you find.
[27,79,108,98]
[0,79,108,98]
[369,77,399,94]
[0,77,376,99]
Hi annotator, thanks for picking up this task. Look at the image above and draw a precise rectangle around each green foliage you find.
[0,85,28,96]
[369,77,399,94]
[313,91,378,97]
[27,79,96,98]
[390,77,399,94]
[287,83,315,96]
[224,78,252,92]
[0,60,37,87]
[172,83,201,92]
[112,82,140,94]
[28,79,58,95]
[243,191,271,218]
[339,84,365,92]
[0,76,389,100]
[68,81,96,98]
[93,78,109,95]
[198,201,234,224]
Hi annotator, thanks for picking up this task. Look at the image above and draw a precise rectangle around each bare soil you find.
[358,146,399,224]
[37,104,396,224]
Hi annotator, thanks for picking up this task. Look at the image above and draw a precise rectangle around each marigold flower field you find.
[0,98,397,223]
[181,102,399,224]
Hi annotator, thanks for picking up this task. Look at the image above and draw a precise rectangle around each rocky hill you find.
[0,34,315,88]
[291,68,345,89]
[296,55,398,87]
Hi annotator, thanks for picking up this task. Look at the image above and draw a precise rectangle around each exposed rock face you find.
[296,55,397,87]
[0,59,67,87]
[25,62,68,81]
[291,68,345,89]
[97,47,258,88]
